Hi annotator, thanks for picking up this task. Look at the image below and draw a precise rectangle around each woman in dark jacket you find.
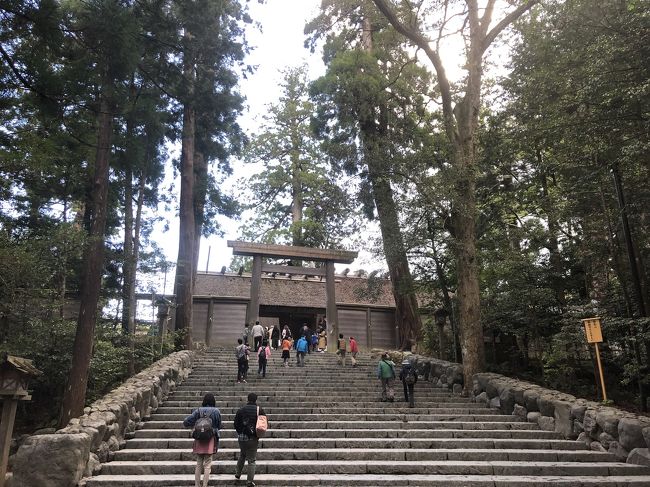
[271,325,280,350]
[399,360,418,408]
[183,393,222,487]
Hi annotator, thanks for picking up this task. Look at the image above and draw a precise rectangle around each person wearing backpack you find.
[257,339,270,378]
[235,338,249,383]
[377,352,396,402]
[399,359,418,408]
[234,392,267,487]
[183,393,222,487]
[336,333,347,366]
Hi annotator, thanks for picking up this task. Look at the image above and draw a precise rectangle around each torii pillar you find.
[227,241,358,350]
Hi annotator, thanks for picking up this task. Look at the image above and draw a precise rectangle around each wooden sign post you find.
[582,317,607,402]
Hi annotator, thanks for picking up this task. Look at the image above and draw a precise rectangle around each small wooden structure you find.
[0,354,41,487]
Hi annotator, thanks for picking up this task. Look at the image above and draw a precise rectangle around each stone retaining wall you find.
[8,350,194,487]
[411,354,650,467]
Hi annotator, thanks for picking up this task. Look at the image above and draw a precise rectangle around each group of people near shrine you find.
[238,319,364,375]
[242,319,330,352]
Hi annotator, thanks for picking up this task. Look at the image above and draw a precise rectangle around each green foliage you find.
[5,317,178,431]
[238,65,359,248]
[87,323,178,403]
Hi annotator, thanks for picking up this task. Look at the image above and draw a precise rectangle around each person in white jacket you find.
[251,321,265,351]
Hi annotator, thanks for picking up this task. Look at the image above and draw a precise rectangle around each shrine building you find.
[169,241,399,350]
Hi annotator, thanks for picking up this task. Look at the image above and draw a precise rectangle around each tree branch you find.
[480,0,497,39]
[482,0,539,54]
[371,0,457,141]
[0,44,60,102]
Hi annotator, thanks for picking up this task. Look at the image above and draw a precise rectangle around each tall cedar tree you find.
[60,0,142,426]
[239,65,358,249]
[308,1,435,349]
[370,0,539,388]
[173,0,248,348]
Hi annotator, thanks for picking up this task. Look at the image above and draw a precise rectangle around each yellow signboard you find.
[582,317,603,344]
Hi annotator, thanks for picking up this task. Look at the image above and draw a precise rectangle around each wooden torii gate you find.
[227,241,358,350]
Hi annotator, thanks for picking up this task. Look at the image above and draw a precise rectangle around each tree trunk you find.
[122,162,134,337]
[59,93,113,428]
[174,33,196,350]
[430,236,459,362]
[452,135,485,389]
[369,164,422,349]
[612,162,648,317]
[537,150,566,304]
[371,0,538,394]
[125,164,147,373]
[290,128,303,247]
[192,150,206,286]
[360,16,421,350]
[611,161,648,411]
[123,161,136,376]
[599,179,633,315]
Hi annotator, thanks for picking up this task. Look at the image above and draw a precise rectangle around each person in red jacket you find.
[349,336,359,367]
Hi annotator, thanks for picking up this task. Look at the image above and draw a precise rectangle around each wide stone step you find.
[126,436,577,449]
[135,423,555,438]
[152,404,476,414]
[128,429,560,450]
[154,401,475,412]
[131,428,565,439]
[95,459,650,476]
[158,400,481,409]
[172,385,443,393]
[140,414,514,424]
[111,447,613,462]
[171,386,453,395]
[142,409,497,422]
[186,366,377,371]
[180,374,425,379]
[149,406,495,416]
[83,473,650,486]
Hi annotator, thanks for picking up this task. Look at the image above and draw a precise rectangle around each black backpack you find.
[405,367,417,385]
[192,409,214,441]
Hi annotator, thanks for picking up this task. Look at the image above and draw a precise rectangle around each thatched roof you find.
[1,353,42,376]
[194,272,397,308]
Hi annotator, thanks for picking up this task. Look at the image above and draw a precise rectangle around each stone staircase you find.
[85,348,650,486]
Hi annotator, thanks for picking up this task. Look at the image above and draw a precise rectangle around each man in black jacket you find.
[234,392,266,487]
[399,360,418,408]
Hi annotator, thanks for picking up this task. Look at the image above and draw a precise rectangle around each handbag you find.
[255,406,268,437]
